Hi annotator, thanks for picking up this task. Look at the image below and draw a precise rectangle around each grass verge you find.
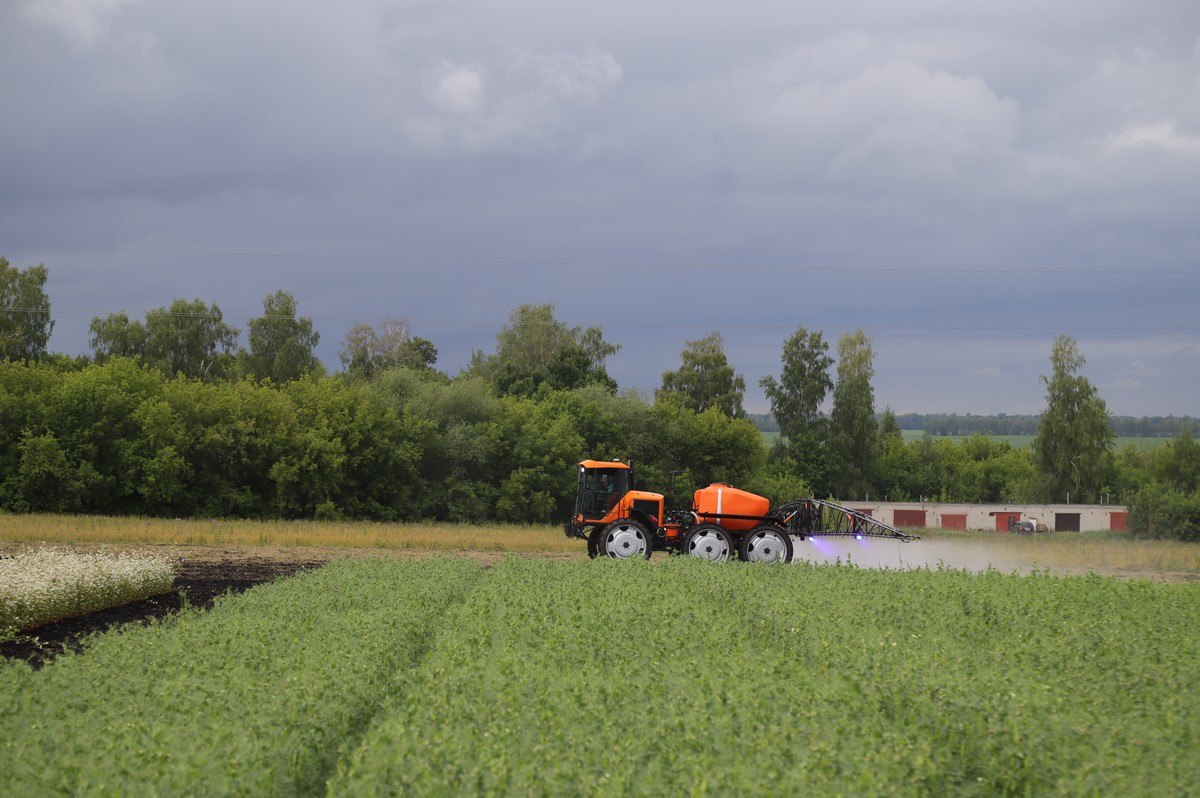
[0,513,577,553]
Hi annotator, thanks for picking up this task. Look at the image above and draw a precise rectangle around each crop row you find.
[332,559,1200,796]
[0,547,176,639]
[1,557,484,795]
[4,557,1199,796]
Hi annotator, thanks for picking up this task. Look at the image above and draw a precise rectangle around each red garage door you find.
[995,512,1021,532]
[1110,512,1128,531]
[940,513,967,530]
[893,509,927,528]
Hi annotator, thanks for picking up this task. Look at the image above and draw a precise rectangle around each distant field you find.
[763,430,1168,450]
[897,431,1170,451]
[0,515,576,553]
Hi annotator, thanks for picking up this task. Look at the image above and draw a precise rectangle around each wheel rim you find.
[744,529,789,563]
[604,524,648,558]
[687,529,730,561]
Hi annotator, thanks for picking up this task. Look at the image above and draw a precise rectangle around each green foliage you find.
[1032,336,1115,503]
[0,346,1172,522]
[240,289,322,383]
[657,331,746,417]
[4,431,89,512]
[267,376,431,520]
[472,303,618,397]
[91,299,240,381]
[1155,425,1200,492]
[877,434,1037,504]
[88,311,147,362]
[0,558,485,796]
[338,318,437,380]
[332,559,1200,796]
[760,325,833,442]
[741,457,811,505]
[829,329,878,498]
[5,558,1199,794]
[0,258,54,361]
[145,299,240,380]
[0,359,165,513]
[1127,483,1200,542]
[1126,427,1200,541]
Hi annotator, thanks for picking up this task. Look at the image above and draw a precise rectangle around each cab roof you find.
[579,460,631,470]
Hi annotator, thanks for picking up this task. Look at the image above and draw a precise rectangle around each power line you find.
[3,179,1197,217]
[2,243,1197,276]
[6,306,1199,333]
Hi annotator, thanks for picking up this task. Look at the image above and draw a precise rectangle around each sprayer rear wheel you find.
[684,524,733,561]
[741,524,794,564]
[600,520,652,560]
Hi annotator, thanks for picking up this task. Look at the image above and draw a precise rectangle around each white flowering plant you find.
[0,547,177,640]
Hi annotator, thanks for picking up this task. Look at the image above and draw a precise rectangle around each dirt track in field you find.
[0,544,582,668]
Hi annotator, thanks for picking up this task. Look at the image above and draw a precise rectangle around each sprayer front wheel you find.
[741,524,794,564]
[684,524,733,561]
[600,520,652,560]
[587,527,603,558]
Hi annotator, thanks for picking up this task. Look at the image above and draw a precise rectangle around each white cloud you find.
[19,0,141,47]
[425,63,486,116]
[1106,118,1200,156]
[632,38,1023,202]
[511,47,624,103]
[403,47,623,155]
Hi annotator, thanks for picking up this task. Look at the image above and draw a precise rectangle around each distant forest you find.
[748,413,1198,437]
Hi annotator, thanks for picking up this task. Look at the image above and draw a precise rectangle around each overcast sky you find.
[2,0,1198,416]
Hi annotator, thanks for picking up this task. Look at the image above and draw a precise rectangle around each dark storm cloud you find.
[2,0,1197,414]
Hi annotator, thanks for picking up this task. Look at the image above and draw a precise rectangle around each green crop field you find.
[896,431,1170,451]
[762,430,1169,451]
[4,557,1198,796]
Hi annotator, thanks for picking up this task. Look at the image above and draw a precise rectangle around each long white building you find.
[841,501,1129,533]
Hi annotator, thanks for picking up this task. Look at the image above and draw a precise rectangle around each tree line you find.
[1,257,1197,539]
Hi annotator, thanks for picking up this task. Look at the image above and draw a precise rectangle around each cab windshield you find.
[576,467,631,517]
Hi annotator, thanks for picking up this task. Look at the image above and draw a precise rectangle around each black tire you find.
[740,524,794,564]
[599,519,652,560]
[684,523,733,562]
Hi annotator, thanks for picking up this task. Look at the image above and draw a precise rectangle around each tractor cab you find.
[575,460,633,520]
[566,459,667,557]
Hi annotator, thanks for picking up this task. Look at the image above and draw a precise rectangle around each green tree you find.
[657,331,746,417]
[495,395,586,522]
[89,311,148,362]
[1156,425,1200,493]
[275,376,432,520]
[241,290,322,383]
[494,303,575,372]
[0,258,54,361]
[142,299,240,381]
[1031,335,1114,503]
[1127,482,1200,542]
[829,329,877,498]
[473,303,619,396]
[760,325,833,442]
[0,359,167,514]
[339,318,437,380]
